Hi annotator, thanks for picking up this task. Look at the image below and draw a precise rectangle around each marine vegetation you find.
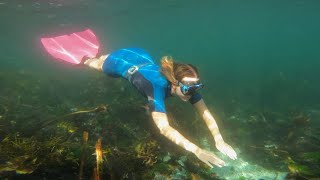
[0,70,319,179]
[135,140,159,167]
[0,133,77,175]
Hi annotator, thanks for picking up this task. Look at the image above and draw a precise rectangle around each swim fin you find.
[41,29,100,64]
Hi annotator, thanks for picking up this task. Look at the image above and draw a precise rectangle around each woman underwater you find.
[41,29,237,168]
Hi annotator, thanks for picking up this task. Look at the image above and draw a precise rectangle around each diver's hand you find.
[195,148,225,168]
[215,141,237,160]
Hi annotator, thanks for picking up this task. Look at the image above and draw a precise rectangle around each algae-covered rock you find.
[170,167,189,180]
[0,155,38,174]
[300,152,320,163]
[286,157,315,176]
[57,121,78,133]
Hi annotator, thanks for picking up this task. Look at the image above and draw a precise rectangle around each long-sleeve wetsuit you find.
[102,48,202,113]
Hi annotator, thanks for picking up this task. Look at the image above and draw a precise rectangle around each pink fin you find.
[41,29,100,64]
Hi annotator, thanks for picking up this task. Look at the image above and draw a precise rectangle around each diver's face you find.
[173,77,199,102]
[175,85,192,101]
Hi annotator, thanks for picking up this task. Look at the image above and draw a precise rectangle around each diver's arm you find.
[151,112,199,153]
[151,111,225,167]
[193,99,223,143]
[193,99,237,160]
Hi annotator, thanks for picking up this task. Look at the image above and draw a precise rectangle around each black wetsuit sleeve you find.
[148,99,166,113]
[189,93,202,104]
[130,72,167,113]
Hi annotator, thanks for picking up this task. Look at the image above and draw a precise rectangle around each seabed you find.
[0,69,319,179]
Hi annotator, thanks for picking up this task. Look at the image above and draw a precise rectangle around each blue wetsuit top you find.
[102,48,202,113]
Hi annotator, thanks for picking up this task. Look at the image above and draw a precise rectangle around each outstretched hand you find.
[195,149,225,168]
[215,141,237,160]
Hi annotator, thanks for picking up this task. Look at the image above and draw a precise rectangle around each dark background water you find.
[1,0,319,113]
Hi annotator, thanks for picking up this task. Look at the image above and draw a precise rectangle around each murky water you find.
[1,0,320,179]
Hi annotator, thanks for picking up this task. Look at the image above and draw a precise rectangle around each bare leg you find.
[84,54,109,71]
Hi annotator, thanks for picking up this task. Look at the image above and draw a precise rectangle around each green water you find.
[1,0,320,179]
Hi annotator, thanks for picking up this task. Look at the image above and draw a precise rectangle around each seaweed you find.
[0,133,76,176]
[1,68,319,179]
[134,139,159,167]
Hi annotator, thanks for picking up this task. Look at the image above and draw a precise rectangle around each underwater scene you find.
[1,0,320,179]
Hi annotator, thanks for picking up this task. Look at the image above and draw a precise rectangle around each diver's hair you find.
[160,56,199,85]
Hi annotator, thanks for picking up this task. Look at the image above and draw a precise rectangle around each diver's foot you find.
[83,55,108,71]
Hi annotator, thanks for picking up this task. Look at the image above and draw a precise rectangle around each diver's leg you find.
[84,55,109,71]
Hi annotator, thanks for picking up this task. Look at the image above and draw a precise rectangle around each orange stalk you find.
[79,131,89,180]
[95,138,103,180]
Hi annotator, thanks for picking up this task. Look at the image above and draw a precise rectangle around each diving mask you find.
[178,81,204,95]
